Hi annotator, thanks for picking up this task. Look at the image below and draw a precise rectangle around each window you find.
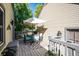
[0,6,5,46]
[66,28,79,44]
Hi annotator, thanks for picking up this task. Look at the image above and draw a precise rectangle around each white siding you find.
[39,3,79,55]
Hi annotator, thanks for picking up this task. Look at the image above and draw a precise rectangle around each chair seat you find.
[24,35,34,42]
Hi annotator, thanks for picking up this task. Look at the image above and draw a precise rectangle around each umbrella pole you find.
[32,24,33,32]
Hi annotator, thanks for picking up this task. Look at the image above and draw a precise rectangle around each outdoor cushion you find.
[24,35,35,42]
[34,34,39,41]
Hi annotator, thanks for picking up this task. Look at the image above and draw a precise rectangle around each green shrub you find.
[1,47,16,56]
[47,50,57,56]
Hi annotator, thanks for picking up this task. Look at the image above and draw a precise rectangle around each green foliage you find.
[12,3,32,31]
[36,26,44,32]
[1,47,17,56]
[24,24,35,30]
[47,50,57,56]
[34,4,43,18]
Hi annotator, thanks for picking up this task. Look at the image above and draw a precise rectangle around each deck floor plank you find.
[16,40,47,56]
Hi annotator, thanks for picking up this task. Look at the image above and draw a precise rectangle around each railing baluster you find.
[56,43,57,55]
[48,36,51,51]
[48,36,79,56]
[53,42,55,52]
[58,44,60,56]
[75,50,79,56]
[72,49,74,56]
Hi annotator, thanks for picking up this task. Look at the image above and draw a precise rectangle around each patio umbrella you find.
[23,18,33,24]
[23,17,47,24]
[23,18,47,41]
[23,17,47,32]
[31,17,46,24]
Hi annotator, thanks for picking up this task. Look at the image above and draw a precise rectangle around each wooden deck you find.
[16,40,47,56]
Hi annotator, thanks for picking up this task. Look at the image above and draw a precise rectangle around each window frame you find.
[0,5,5,47]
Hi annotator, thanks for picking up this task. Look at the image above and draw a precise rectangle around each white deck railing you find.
[48,36,79,56]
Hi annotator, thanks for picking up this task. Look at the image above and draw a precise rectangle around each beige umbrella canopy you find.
[23,17,46,24]
[23,18,33,24]
[31,17,46,24]
[23,17,47,32]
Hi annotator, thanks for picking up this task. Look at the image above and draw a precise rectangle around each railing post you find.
[67,47,75,56]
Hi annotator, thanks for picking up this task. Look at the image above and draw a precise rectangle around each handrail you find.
[48,36,79,56]
[49,38,79,51]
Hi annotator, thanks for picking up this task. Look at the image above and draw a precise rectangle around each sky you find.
[29,3,44,17]
[29,3,38,17]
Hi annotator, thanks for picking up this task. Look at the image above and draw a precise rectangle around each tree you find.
[12,3,32,31]
[34,3,43,18]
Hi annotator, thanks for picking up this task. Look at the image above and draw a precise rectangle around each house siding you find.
[0,3,14,55]
[39,3,79,55]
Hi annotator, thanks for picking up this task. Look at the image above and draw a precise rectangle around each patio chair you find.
[23,34,35,44]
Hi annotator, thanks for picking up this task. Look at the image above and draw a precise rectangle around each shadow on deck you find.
[16,39,47,56]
